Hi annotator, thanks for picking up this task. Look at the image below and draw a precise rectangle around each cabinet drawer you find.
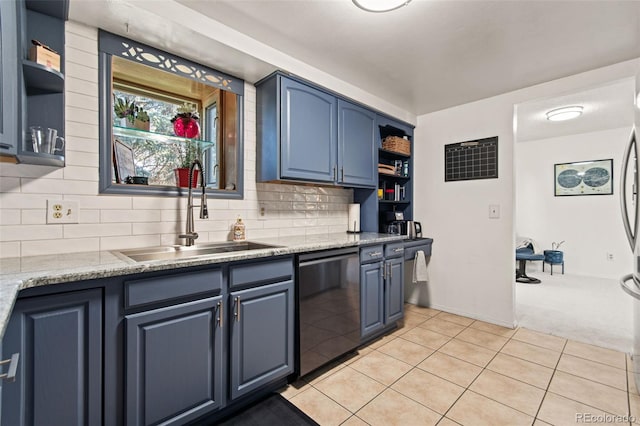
[404,243,432,261]
[385,242,405,258]
[124,269,222,309]
[360,245,384,263]
[230,257,293,288]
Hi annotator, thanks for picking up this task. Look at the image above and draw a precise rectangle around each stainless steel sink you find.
[114,241,281,262]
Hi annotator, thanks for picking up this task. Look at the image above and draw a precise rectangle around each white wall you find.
[515,127,633,279]
[415,97,516,327]
[414,58,639,328]
[0,22,353,258]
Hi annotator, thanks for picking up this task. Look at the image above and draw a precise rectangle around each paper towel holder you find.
[347,203,362,234]
[346,223,362,234]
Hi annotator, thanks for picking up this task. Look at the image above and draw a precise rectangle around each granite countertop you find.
[0,232,407,339]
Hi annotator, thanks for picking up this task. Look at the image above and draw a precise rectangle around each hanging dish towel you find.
[412,250,429,283]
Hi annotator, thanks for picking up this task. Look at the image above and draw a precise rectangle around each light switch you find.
[489,204,500,219]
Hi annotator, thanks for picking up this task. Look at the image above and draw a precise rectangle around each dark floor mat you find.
[215,393,319,426]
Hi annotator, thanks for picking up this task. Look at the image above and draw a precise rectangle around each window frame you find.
[98,30,244,199]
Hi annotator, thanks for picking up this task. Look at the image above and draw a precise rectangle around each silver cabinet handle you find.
[368,251,382,257]
[0,353,19,382]
[389,263,393,279]
[333,166,337,181]
[217,300,223,327]
[341,167,344,181]
[381,264,385,279]
[393,248,403,253]
[234,296,241,322]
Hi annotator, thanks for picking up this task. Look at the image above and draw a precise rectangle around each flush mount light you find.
[352,0,411,12]
[546,106,584,122]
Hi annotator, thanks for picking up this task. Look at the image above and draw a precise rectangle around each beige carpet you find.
[516,272,633,353]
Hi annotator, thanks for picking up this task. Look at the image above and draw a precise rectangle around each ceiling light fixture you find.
[546,106,584,122]
[352,0,411,13]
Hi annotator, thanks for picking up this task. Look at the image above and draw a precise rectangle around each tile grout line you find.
[531,335,568,423]
[438,325,545,423]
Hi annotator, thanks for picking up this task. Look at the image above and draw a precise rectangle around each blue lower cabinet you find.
[125,296,224,426]
[360,246,405,340]
[229,280,294,400]
[385,257,404,324]
[1,288,103,426]
[360,261,384,338]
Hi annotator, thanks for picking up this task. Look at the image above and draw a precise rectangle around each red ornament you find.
[173,118,186,137]
[172,116,200,139]
[184,118,200,139]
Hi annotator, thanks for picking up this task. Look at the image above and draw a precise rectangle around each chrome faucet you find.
[179,160,208,246]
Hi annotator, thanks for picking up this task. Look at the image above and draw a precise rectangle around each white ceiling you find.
[516,77,636,142]
[174,0,640,115]
[69,0,640,129]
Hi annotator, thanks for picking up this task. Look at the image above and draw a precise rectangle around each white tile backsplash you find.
[0,21,353,258]
[21,237,100,257]
[0,241,21,258]
[0,210,21,225]
[65,46,98,69]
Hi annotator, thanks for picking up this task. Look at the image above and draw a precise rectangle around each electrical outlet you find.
[47,200,79,224]
[258,204,267,221]
[607,252,614,261]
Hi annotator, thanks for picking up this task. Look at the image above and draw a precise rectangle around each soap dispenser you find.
[232,217,246,241]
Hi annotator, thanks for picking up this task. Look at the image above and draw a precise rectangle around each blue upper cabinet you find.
[256,72,376,188]
[280,77,337,183]
[0,0,19,155]
[338,100,376,187]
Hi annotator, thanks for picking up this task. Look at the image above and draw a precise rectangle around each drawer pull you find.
[0,353,19,382]
[234,296,241,322]
[368,251,382,257]
[393,248,403,253]
[217,300,223,327]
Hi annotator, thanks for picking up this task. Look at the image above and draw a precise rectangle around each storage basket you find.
[382,136,410,155]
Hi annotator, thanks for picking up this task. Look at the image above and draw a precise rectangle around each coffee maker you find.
[384,212,422,239]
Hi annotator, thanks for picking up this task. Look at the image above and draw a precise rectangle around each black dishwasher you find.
[296,248,360,377]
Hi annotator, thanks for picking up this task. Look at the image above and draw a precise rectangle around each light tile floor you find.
[281,304,640,426]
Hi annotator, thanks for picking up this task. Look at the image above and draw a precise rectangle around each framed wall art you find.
[554,159,613,196]
[113,138,136,184]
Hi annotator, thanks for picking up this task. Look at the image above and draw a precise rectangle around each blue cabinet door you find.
[125,296,224,426]
[280,77,337,183]
[338,100,376,188]
[385,257,404,324]
[360,261,384,338]
[0,0,18,155]
[1,288,102,426]
[229,280,294,400]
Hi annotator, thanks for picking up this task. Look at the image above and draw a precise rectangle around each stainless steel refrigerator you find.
[619,127,640,391]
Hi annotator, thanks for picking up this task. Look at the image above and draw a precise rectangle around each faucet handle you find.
[179,232,198,240]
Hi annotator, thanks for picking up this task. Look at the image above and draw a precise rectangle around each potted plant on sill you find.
[114,95,135,128]
[174,138,203,188]
[134,106,150,131]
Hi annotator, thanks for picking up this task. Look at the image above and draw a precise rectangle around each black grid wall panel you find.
[444,136,498,182]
